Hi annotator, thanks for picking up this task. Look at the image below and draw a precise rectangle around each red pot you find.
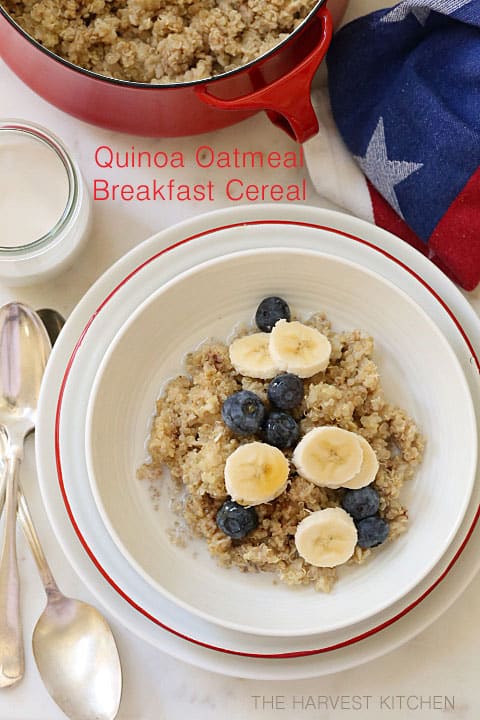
[0,2,332,140]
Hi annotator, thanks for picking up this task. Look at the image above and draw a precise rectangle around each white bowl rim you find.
[85,245,478,637]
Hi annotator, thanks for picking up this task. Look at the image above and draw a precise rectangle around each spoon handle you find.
[16,489,59,596]
[0,452,24,687]
[0,458,59,596]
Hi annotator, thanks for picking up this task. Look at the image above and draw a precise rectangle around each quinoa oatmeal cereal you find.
[2,0,318,83]
[141,303,425,593]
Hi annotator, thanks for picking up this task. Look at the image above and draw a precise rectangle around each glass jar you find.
[0,119,91,285]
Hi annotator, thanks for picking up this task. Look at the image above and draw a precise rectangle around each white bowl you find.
[85,248,476,637]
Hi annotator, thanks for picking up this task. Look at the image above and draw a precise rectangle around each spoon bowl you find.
[0,303,50,438]
[30,565,122,720]
[36,308,66,348]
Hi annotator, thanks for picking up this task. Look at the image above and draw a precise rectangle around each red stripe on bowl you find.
[54,220,480,658]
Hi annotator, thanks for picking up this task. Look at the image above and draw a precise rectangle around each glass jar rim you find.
[0,119,78,254]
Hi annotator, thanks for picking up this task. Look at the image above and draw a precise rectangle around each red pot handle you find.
[195,6,333,143]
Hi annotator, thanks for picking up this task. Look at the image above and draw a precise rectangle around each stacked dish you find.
[35,204,480,679]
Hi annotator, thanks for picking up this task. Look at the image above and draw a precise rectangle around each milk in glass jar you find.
[0,120,90,284]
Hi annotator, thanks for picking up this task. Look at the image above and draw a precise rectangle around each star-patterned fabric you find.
[354,117,423,219]
[381,0,472,25]
[326,0,480,289]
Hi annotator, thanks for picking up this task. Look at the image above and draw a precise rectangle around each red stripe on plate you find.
[54,220,480,658]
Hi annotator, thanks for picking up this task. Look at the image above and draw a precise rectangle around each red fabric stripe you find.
[368,178,480,291]
[429,167,480,292]
[367,180,427,256]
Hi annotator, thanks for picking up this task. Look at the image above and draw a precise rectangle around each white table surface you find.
[1,1,480,718]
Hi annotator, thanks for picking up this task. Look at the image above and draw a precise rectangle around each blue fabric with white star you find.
[327,0,480,242]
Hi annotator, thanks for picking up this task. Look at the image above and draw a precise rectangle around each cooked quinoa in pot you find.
[140,312,425,593]
[2,0,318,83]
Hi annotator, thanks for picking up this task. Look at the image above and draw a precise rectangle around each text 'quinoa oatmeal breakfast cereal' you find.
[140,296,424,593]
[2,0,318,84]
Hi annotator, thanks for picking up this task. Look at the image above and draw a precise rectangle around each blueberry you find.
[264,411,299,449]
[221,390,265,435]
[356,515,389,548]
[268,373,304,410]
[255,296,291,332]
[216,499,259,539]
[342,486,380,521]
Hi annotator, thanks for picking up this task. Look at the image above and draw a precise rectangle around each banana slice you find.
[292,426,363,488]
[295,507,358,567]
[342,436,379,489]
[269,320,331,379]
[229,332,279,379]
[225,441,290,506]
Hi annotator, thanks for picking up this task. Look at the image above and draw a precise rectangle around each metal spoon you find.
[0,302,51,687]
[0,306,122,718]
[36,308,65,348]
[22,489,122,720]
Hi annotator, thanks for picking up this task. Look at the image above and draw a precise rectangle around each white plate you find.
[36,204,480,678]
[85,246,475,637]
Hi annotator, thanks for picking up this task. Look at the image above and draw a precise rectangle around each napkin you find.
[304,0,480,291]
